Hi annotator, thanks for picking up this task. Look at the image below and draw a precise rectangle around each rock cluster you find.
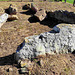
[47,10,75,24]
[15,24,75,61]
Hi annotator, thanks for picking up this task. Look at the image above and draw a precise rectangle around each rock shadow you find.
[72,50,75,54]
[0,53,15,66]
[20,9,35,15]
[16,40,25,52]
[28,16,40,23]
[40,17,63,28]
[5,8,10,14]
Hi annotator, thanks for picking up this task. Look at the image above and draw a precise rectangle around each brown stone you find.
[19,59,34,71]
[35,9,46,21]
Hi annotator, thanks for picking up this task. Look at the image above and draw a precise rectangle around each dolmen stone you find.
[15,24,75,61]
[8,4,18,15]
[47,10,75,24]
[34,9,46,21]
[0,13,8,28]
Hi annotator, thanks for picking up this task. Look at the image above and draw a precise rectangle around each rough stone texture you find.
[0,13,8,28]
[35,9,46,21]
[47,10,75,24]
[15,24,75,61]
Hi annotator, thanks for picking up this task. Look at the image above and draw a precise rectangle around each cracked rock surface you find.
[15,24,75,61]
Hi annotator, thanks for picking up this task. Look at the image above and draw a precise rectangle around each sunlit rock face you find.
[15,24,75,61]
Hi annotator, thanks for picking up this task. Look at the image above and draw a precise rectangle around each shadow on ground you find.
[20,9,35,15]
[0,53,15,66]
[28,16,40,23]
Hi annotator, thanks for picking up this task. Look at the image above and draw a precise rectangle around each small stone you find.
[8,68,13,72]
[39,59,44,67]
[20,67,29,74]
[24,38,29,43]
[19,59,33,70]
[35,9,46,21]
[1,42,4,45]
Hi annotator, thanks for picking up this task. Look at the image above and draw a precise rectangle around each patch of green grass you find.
[62,0,74,4]
[0,0,10,1]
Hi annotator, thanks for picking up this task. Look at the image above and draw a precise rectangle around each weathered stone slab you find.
[15,24,75,61]
[0,13,8,28]
[35,9,46,21]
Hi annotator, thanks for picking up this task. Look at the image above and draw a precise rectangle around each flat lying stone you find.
[15,24,75,61]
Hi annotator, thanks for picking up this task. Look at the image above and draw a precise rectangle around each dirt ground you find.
[0,2,75,75]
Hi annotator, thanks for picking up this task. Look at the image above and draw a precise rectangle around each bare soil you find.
[0,2,75,75]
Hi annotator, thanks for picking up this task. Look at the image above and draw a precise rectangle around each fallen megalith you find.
[47,10,75,24]
[15,24,75,62]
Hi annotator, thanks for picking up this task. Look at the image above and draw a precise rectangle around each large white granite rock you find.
[15,24,75,61]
